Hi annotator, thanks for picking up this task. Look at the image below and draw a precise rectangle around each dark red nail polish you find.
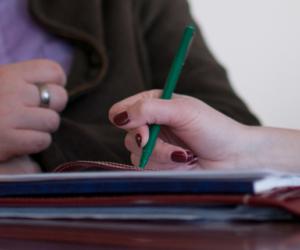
[171,151,189,163]
[113,111,130,126]
[135,134,142,148]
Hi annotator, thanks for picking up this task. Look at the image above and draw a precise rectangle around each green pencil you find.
[139,25,195,169]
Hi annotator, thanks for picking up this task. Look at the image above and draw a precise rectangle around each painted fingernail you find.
[113,111,130,126]
[171,150,196,163]
[135,134,142,148]
[171,151,189,163]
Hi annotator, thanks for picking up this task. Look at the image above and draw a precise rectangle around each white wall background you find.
[189,0,300,129]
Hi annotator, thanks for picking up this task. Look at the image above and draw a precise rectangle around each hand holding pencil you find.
[110,25,197,169]
[109,89,246,170]
[109,25,248,171]
[139,25,195,168]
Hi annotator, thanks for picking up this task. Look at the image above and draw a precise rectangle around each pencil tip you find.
[139,157,147,169]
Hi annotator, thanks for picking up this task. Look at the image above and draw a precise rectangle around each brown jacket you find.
[29,0,259,171]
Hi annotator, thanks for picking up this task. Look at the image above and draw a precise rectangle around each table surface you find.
[0,219,299,250]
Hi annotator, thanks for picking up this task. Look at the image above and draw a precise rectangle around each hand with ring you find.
[0,59,68,163]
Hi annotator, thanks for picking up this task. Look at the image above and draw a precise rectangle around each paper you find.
[0,168,282,183]
[0,206,293,221]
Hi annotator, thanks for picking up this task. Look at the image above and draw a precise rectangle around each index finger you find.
[109,89,162,121]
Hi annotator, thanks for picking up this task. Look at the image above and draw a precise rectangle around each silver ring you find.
[37,84,50,108]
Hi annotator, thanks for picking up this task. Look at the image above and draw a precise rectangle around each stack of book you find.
[0,161,299,221]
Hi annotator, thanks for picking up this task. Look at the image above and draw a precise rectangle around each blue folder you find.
[0,177,258,197]
[0,169,290,197]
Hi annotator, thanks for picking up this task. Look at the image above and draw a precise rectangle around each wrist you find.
[236,125,268,170]
[237,126,300,172]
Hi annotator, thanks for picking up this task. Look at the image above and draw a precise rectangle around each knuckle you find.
[140,89,160,99]
[124,134,133,151]
[148,89,162,97]
[130,153,139,166]
[46,111,60,132]
[136,99,150,116]
[49,62,64,76]
[136,99,157,124]
[58,87,68,105]
[54,87,68,112]
[39,60,66,84]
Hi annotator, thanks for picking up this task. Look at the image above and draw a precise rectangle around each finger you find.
[124,126,149,153]
[109,90,162,121]
[0,130,51,159]
[22,84,67,111]
[130,153,199,170]
[127,133,196,165]
[7,59,67,86]
[34,84,68,112]
[12,107,60,133]
[110,97,194,130]
[0,156,41,174]
[17,82,41,107]
[15,130,52,155]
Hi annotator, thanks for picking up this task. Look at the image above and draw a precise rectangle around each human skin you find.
[109,90,300,172]
[0,60,68,174]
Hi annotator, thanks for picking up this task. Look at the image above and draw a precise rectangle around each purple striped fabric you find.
[0,0,73,73]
